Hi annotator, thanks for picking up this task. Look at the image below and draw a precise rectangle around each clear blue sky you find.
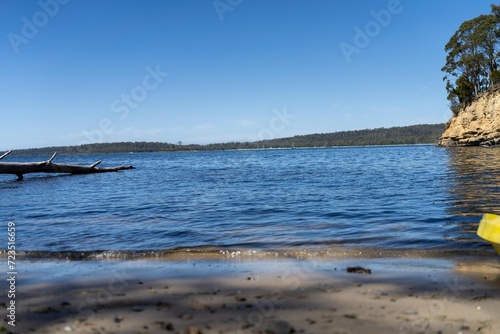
[0,0,494,150]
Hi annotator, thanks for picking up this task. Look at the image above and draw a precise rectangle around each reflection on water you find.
[445,147,500,216]
[443,147,500,252]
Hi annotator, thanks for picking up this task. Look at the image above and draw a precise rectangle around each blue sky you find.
[0,0,495,150]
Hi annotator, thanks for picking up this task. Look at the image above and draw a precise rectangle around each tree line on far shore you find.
[8,124,444,156]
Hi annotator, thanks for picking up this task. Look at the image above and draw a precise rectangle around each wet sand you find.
[3,256,500,334]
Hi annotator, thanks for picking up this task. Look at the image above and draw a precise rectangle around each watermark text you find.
[6,221,17,327]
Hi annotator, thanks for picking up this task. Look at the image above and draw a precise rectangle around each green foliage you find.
[443,4,500,114]
[10,124,444,156]
[448,76,475,115]
[490,69,500,87]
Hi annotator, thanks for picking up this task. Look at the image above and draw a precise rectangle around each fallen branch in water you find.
[0,151,134,181]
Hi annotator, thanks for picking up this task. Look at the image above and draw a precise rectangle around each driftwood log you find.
[0,150,134,181]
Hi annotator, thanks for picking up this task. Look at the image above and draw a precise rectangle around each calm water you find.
[1,145,500,259]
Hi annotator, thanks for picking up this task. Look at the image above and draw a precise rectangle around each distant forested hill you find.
[9,124,444,156]
[252,123,445,148]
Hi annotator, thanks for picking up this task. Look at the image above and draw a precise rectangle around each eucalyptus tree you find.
[442,4,500,114]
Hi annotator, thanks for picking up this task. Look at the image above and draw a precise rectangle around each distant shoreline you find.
[4,143,440,158]
[5,123,444,156]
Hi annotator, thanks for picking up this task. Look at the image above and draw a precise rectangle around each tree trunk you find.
[0,151,134,180]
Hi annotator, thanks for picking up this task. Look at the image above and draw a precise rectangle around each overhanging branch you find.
[0,150,12,160]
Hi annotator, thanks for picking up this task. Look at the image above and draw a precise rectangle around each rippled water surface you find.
[2,146,500,258]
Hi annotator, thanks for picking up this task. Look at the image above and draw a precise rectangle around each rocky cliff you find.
[439,89,500,146]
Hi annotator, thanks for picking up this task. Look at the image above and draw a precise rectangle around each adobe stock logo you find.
[213,0,243,21]
[339,0,409,64]
[7,0,71,54]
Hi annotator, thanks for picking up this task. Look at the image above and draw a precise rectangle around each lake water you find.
[1,145,499,260]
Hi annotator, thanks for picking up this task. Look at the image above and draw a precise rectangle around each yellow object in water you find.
[477,213,500,255]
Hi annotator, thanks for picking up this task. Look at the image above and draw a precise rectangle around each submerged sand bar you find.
[5,257,500,334]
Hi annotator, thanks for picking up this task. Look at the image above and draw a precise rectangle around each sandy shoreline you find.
[2,257,500,334]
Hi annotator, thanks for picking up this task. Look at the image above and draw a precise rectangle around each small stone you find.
[236,296,247,302]
[154,321,175,330]
[262,320,295,334]
[343,314,357,319]
[346,266,372,274]
[156,301,171,308]
[114,316,124,323]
